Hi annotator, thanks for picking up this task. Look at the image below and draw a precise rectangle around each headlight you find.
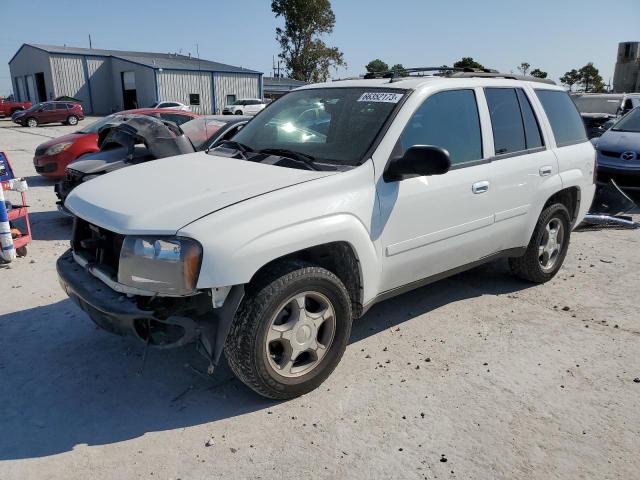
[118,237,202,295]
[44,142,73,156]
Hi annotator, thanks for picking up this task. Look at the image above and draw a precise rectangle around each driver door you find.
[377,89,497,292]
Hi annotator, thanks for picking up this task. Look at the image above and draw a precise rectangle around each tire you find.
[235,110,243,115]
[67,115,78,126]
[26,117,38,128]
[508,203,571,283]
[225,260,353,400]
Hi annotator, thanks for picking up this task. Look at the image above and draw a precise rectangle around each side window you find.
[516,90,543,149]
[485,88,526,154]
[399,89,482,165]
[535,90,587,147]
[42,103,54,111]
[56,103,68,110]
[159,113,192,125]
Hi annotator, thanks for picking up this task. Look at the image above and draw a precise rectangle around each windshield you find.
[573,96,621,115]
[77,115,117,134]
[227,87,405,166]
[180,117,226,149]
[611,107,640,133]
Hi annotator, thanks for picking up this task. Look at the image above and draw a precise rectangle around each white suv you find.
[57,70,596,399]
[222,98,266,116]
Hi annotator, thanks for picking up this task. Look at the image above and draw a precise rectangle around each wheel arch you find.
[248,241,365,319]
[543,186,580,225]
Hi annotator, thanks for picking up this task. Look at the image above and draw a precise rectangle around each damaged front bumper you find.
[57,250,243,367]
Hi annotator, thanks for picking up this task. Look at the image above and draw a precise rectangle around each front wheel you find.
[234,110,243,115]
[67,115,78,126]
[26,117,38,128]
[509,203,571,283]
[225,261,353,399]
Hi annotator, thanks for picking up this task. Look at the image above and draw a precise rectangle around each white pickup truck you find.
[57,69,596,399]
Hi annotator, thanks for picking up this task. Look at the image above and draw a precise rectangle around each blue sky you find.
[1,0,638,95]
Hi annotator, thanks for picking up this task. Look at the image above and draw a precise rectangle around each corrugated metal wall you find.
[50,55,91,112]
[86,56,115,114]
[157,70,212,114]
[213,73,261,114]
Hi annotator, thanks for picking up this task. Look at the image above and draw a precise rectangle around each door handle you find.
[472,181,490,194]
[539,165,553,177]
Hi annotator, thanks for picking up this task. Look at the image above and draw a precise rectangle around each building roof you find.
[263,77,307,87]
[10,43,261,75]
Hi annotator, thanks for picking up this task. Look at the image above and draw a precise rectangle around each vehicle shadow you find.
[22,174,59,188]
[0,259,531,460]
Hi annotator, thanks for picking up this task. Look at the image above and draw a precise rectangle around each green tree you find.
[517,62,531,76]
[271,0,346,82]
[365,59,389,74]
[453,57,485,70]
[560,69,581,91]
[578,62,605,93]
[390,63,407,76]
[530,68,548,79]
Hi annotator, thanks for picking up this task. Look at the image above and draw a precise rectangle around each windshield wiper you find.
[257,148,320,171]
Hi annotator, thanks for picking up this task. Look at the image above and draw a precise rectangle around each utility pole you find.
[88,34,92,49]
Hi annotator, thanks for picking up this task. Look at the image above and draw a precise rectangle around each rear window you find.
[535,90,587,147]
[573,96,621,115]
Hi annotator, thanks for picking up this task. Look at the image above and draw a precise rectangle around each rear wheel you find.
[26,117,38,128]
[509,203,571,283]
[225,261,353,399]
[67,115,78,126]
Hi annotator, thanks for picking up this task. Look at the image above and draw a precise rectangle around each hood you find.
[37,132,90,150]
[65,152,336,235]
[595,129,640,153]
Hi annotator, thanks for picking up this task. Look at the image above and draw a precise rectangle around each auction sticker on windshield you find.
[358,92,403,103]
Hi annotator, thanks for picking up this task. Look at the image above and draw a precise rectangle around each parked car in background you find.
[151,101,191,111]
[572,93,640,138]
[592,107,640,191]
[33,108,198,177]
[57,72,596,399]
[223,98,266,116]
[55,114,248,207]
[0,98,32,117]
[12,101,84,128]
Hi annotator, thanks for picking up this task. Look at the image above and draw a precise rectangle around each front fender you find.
[191,213,381,305]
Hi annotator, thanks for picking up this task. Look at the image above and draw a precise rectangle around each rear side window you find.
[516,90,543,149]
[400,89,482,165]
[535,90,587,147]
[485,88,526,154]
[159,113,193,125]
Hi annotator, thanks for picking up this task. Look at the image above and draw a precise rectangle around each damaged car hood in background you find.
[65,152,336,234]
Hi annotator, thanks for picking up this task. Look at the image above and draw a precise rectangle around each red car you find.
[0,98,32,117]
[33,108,199,177]
[13,101,84,128]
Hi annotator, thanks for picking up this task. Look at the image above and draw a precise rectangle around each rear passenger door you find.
[482,86,560,251]
[53,103,68,122]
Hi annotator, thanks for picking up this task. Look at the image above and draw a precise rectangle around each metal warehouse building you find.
[9,43,263,115]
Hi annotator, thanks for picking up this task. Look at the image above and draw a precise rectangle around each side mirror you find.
[383,145,451,182]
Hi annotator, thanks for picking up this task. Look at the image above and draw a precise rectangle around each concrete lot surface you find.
[0,118,639,480]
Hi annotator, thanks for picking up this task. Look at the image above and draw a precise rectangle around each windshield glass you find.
[180,118,226,149]
[573,96,621,115]
[611,107,640,133]
[77,115,117,134]
[228,87,405,166]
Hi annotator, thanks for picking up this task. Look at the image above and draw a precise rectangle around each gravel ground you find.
[1,118,639,480]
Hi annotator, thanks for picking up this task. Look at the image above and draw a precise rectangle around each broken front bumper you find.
[57,250,244,365]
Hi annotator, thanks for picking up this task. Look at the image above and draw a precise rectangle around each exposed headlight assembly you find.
[44,142,73,156]
[118,237,202,295]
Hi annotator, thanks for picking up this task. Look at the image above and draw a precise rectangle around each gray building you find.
[9,43,263,114]
[263,76,307,100]
[613,41,640,93]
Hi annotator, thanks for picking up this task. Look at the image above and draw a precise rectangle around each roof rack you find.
[362,67,556,85]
